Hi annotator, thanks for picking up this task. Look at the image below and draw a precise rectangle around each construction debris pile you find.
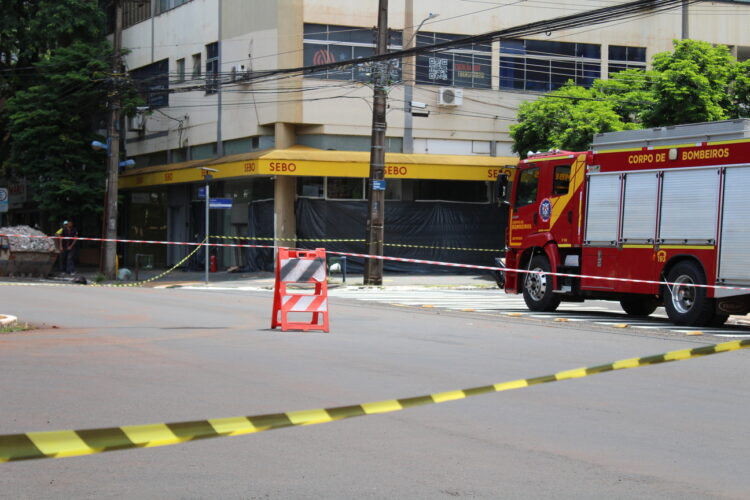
[0,226,57,253]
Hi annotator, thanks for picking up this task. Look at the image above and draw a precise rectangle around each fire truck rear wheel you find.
[522,255,561,312]
[663,260,715,326]
[620,296,658,317]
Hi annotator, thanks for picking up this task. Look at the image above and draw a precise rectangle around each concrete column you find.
[274,122,297,246]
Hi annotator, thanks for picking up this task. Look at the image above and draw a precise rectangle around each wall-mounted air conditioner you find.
[231,64,248,82]
[128,113,146,131]
[438,87,463,106]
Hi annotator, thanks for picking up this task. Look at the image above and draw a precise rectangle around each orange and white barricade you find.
[271,248,329,332]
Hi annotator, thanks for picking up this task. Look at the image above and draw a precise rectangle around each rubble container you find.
[0,235,59,277]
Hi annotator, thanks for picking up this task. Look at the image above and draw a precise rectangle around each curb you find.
[0,314,18,327]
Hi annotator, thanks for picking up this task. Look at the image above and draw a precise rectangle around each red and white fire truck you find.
[499,119,750,327]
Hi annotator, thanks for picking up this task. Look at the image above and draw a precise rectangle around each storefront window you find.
[415,32,491,89]
[326,178,365,200]
[414,180,489,203]
[298,177,324,198]
[500,39,601,91]
[303,24,402,82]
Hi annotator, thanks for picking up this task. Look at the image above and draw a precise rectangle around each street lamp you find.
[197,167,219,284]
[403,12,439,154]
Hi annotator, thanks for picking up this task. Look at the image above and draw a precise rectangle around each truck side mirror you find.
[496,173,510,206]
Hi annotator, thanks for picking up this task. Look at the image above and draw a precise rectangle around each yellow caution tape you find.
[1,339,746,462]
[0,239,204,289]
[90,239,204,288]
[211,235,502,253]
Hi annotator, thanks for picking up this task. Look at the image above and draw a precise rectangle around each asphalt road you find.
[1,284,749,499]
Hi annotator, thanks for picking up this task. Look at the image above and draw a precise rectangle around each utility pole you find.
[104,0,123,280]
[681,0,689,39]
[364,0,388,286]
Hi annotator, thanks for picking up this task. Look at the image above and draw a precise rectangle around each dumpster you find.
[0,226,59,277]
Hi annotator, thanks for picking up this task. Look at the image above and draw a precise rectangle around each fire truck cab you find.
[500,119,750,327]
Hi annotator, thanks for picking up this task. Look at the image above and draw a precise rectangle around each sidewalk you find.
[74,267,501,290]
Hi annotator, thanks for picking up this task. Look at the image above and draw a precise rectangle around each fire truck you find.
[498,119,750,327]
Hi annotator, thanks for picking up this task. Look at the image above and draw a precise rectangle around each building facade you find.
[114,0,750,270]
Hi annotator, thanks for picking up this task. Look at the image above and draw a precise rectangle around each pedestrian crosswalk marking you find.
[174,285,749,336]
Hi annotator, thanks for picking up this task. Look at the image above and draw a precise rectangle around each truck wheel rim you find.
[525,267,546,301]
[671,275,695,314]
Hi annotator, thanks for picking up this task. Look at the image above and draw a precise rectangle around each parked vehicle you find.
[498,119,750,327]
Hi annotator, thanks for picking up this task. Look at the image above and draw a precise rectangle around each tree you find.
[642,40,736,126]
[6,41,112,217]
[510,40,747,156]
[1,1,139,224]
[510,84,638,158]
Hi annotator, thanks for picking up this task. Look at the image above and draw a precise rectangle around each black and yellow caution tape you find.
[212,235,365,243]
[0,239,205,289]
[90,238,205,288]
[211,235,502,253]
[1,339,747,463]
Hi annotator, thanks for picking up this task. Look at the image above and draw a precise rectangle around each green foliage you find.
[7,41,111,217]
[511,84,637,158]
[511,39,749,155]
[1,1,143,223]
[643,40,736,126]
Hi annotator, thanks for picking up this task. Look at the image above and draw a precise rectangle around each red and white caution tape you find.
[2,233,749,293]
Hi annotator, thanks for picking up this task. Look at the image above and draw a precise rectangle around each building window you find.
[326,178,365,200]
[192,53,201,79]
[303,24,402,82]
[414,180,490,203]
[156,0,192,15]
[205,42,219,94]
[500,39,601,92]
[131,59,169,108]
[608,45,646,76]
[176,58,185,82]
[415,32,491,89]
[298,178,325,198]
[105,1,152,32]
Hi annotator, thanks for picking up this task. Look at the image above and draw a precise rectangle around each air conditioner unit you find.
[438,87,463,106]
[231,64,247,82]
[128,112,146,131]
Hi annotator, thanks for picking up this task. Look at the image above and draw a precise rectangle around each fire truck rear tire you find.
[663,260,715,326]
[522,255,561,312]
[619,296,658,317]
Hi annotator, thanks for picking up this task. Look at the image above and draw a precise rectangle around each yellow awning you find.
[119,146,518,189]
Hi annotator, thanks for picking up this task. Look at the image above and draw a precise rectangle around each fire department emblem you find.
[539,198,552,222]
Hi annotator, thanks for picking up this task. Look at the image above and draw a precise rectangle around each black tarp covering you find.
[295,199,506,273]
[246,200,275,271]
[245,198,506,273]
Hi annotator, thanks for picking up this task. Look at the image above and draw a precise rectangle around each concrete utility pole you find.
[364,0,389,286]
[681,0,689,39]
[104,0,123,280]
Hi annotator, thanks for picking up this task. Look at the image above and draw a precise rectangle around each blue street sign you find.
[209,197,232,209]
[198,187,206,199]
[0,188,8,213]
[372,179,386,191]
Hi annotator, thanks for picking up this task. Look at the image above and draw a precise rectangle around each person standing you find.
[61,220,78,274]
[55,221,66,272]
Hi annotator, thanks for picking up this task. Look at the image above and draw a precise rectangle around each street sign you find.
[0,188,8,213]
[209,197,232,209]
[198,187,206,199]
[371,179,386,191]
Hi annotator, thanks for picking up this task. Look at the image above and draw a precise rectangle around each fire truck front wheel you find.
[522,255,561,312]
[663,260,715,326]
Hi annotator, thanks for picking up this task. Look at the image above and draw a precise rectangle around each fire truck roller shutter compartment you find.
[718,165,750,287]
[621,172,659,244]
[658,168,720,245]
[585,173,620,245]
